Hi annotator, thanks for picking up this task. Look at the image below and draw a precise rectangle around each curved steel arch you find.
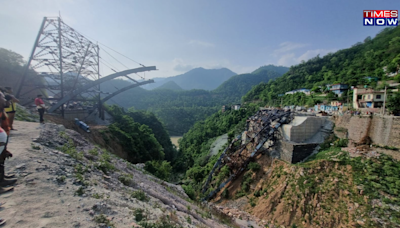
[100,79,154,103]
[84,79,155,121]
[48,66,156,113]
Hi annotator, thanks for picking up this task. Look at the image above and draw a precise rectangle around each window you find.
[376,95,381,99]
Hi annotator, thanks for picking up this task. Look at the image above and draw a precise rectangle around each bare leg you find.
[7,113,15,130]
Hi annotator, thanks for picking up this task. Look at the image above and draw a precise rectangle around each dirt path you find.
[1,121,90,227]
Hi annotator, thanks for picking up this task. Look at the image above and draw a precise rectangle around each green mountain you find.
[214,65,288,100]
[101,65,288,135]
[243,27,400,106]
[251,64,290,75]
[154,81,183,91]
[142,67,237,91]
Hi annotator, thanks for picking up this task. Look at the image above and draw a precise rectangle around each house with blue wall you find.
[329,83,349,96]
[314,104,339,112]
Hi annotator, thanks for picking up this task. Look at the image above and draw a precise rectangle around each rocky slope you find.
[2,121,235,228]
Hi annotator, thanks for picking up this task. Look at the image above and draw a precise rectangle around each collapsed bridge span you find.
[202,109,293,201]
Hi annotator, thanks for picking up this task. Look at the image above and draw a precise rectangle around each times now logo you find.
[364,10,398,26]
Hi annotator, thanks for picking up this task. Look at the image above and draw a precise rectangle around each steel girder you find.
[48,66,156,113]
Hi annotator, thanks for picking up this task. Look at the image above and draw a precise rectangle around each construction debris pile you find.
[202,109,293,200]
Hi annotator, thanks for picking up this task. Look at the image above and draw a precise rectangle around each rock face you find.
[3,121,228,228]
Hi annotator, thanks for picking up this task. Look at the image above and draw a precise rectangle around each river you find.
[170,136,182,149]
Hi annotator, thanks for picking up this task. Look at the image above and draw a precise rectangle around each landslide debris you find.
[214,146,400,228]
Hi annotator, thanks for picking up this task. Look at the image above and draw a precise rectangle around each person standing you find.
[0,91,16,188]
[4,87,19,131]
[34,94,46,124]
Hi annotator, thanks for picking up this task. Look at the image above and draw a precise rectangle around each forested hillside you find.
[213,65,287,100]
[176,27,400,201]
[105,105,177,163]
[102,65,287,135]
[243,27,400,106]
[154,81,183,91]
[0,48,41,100]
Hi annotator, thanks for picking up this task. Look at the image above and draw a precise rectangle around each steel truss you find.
[16,17,155,118]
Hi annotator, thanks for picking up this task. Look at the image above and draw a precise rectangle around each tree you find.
[387,92,400,116]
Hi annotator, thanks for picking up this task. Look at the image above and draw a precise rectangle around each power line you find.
[98,43,146,67]
[101,47,129,70]
[63,22,146,67]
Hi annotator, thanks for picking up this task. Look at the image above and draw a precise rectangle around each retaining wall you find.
[334,114,400,148]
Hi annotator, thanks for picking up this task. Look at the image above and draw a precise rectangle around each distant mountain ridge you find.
[214,65,289,100]
[154,81,183,91]
[100,64,289,135]
[142,67,237,91]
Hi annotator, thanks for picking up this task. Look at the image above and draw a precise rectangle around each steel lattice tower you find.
[17,17,101,117]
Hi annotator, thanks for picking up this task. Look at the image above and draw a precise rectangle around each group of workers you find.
[0,86,47,226]
[0,87,20,226]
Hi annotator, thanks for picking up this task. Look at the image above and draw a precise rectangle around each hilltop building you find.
[232,104,241,110]
[222,104,241,112]
[352,88,386,109]
[329,83,349,96]
[314,104,338,112]
[285,88,310,95]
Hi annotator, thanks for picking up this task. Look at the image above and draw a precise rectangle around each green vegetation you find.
[96,151,116,174]
[0,48,41,98]
[58,139,84,160]
[118,173,134,186]
[106,106,167,163]
[133,208,145,222]
[94,214,115,227]
[175,103,259,199]
[102,66,287,135]
[131,190,150,202]
[248,162,261,172]
[91,193,104,199]
[243,27,400,106]
[144,160,173,181]
[387,91,400,115]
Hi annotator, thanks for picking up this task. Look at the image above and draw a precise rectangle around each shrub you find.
[94,214,115,227]
[182,184,195,200]
[133,208,145,222]
[248,162,261,172]
[96,151,115,174]
[59,139,83,160]
[145,160,172,181]
[118,173,134,186]
[131,190,150,202]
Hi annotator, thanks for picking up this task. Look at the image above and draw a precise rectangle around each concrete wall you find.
[276,139,319,163]
[282,116,325,143]
[335,114,400,148]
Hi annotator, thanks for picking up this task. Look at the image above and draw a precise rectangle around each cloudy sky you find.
[0,0,398,79]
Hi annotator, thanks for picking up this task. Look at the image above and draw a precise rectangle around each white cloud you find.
[172,58,195,72]
[276,48,337,67]
[277,53,297,66]
[297,49,336,62]
[188,40,215,48]
[274,42,308,54]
